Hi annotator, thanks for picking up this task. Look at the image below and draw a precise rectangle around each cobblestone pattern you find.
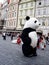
[0,35,49,65]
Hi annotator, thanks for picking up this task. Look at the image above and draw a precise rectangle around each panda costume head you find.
[20,16,41,57]
[23,16,40,29]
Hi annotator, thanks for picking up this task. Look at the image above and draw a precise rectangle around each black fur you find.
[20,28,37,57]
[26,16,30,20]
[22,44,37,57]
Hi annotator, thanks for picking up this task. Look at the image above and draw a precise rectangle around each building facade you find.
[35,0,49,26]
[2,0,49,34]
[6,0,19,30]
[18,0,49,27]
[17,0,49,35]
[35,0,49,35]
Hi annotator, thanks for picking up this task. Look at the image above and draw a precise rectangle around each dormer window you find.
[39,2,41,5]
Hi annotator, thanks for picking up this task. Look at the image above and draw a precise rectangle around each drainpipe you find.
[34,0,36,17]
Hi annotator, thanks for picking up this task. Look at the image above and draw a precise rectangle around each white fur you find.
[29,32,38,48]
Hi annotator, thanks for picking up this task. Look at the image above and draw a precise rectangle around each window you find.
[9,7,11,11]
[25,10,27,16]
[31,2,33,7]
[14,12,16,17]
[47,7,49,15]
[47,0,49,6]
[30,9,33,15]
[25,3,28,8]
[9,13,11,17]
[44,0,47,6]
[19,5,21,9]
[14,0,16,2]
[12,12,14,17]
[21,4,23,8]
[38,9,40,15]
[36,8,43,16]
[43,8,46,15]
[13,6,14,10]
[28,3,30,7]
[12,12,16,17]
[23,4,26,8]
[20,10,23,16]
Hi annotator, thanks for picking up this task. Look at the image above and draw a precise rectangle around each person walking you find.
[40,35,46,50]
[46,33,49,45]
[37,32,46,50]
[2,32,6,40]
[11,32,13,40]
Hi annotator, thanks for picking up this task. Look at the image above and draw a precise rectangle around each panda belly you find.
[29,31,38,48]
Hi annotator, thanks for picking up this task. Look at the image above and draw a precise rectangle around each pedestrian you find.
[46,33,49,45]
[16,33,20,38]
[39,35,46,50]
[2,32,6,40]
[11,32,13,40]
[37,32,46,50]
[37,32,42,48]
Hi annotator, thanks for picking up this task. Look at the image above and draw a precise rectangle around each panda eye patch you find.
[34,21,37,23]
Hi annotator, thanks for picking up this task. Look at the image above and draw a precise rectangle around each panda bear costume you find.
[20,16,41,57]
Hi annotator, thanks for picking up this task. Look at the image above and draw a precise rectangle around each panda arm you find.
[20,31,31,45]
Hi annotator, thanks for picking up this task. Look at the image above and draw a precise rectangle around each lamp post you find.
[16,0,21,29]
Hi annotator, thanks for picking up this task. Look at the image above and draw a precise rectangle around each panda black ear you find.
[34,20,37,23]
[25,16,30,20]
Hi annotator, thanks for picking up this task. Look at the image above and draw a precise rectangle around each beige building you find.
[17,0,49,28]
[17,0,35,30]
[6,0,19,30]
[6,0,35,31]
[0,1,8,30]
[4,0,49,34]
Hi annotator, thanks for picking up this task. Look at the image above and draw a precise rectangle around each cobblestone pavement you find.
[0,35,49,65]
